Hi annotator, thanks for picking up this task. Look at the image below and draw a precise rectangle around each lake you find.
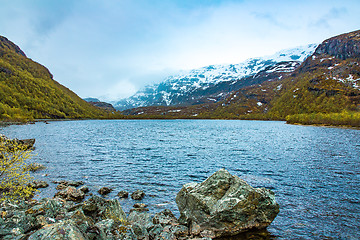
[1,120,359,239]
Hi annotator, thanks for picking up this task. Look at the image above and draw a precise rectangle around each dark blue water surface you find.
[1,120,359,239]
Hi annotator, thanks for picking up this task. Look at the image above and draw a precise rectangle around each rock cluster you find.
[0,169,279,239]
[0,196,129,240]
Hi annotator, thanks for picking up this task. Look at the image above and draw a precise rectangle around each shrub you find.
[0,140,36,201]
[286,111,360,127]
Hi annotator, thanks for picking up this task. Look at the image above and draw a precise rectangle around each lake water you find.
[1,120,359,239]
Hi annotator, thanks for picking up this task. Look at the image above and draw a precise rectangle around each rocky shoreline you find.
[0,169,279,240]
[0,135,279,239]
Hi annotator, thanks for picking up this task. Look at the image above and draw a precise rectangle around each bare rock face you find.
[175,169,279,238]
[315,30,360,60]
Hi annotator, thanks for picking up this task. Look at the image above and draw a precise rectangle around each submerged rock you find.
[131,190,145,200]
[176,169,279,238]
[79,186,89,193]
[118,190,129,198]
[98,187,112,195]
[53,180,84,187]
[66,180,84,187]
[29,180,49,189]
[25,163,46,172]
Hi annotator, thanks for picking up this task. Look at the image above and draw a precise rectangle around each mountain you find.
[202,30,359,123]
[122,30,360,126]
[0,36,122,121]
[83,98,116,112]
[208,30,359,121]
[115,44,317,110]
[88,101,116,112]
[268,30,360,119]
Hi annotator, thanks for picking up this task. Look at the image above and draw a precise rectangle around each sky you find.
[0,0,360,101]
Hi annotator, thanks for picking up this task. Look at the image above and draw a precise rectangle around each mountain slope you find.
[0,36,121,121]
[196,30,360,121]
[268,30,360,119]
[115,44,317,110]
[122,30,360,127]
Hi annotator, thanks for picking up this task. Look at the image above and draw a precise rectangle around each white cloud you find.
[0,0,359,100]
[102,80,137,101]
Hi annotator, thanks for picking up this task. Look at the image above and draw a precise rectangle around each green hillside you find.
[267,30,360,126]
[0,36,122,121]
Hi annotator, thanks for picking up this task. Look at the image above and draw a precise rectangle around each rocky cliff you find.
[315,30,360,60]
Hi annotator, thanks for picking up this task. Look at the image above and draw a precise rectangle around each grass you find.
[286,111,360,127]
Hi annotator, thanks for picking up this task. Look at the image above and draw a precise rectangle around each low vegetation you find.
[286,111,360,127]
[0,140,36,201]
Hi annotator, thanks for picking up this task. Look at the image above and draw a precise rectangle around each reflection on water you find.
[1,120,359,239]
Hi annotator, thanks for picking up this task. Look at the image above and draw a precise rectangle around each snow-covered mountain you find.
[114,44,318,110]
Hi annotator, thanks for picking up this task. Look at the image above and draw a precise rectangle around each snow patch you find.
[114,44,318,109]
[161,91,172,105]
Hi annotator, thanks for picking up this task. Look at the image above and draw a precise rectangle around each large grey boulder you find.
[176,169,279,238]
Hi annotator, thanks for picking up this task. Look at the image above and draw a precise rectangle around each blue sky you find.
[1,0,360,101]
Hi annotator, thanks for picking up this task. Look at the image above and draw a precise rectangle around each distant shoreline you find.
[1,118,359,130]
